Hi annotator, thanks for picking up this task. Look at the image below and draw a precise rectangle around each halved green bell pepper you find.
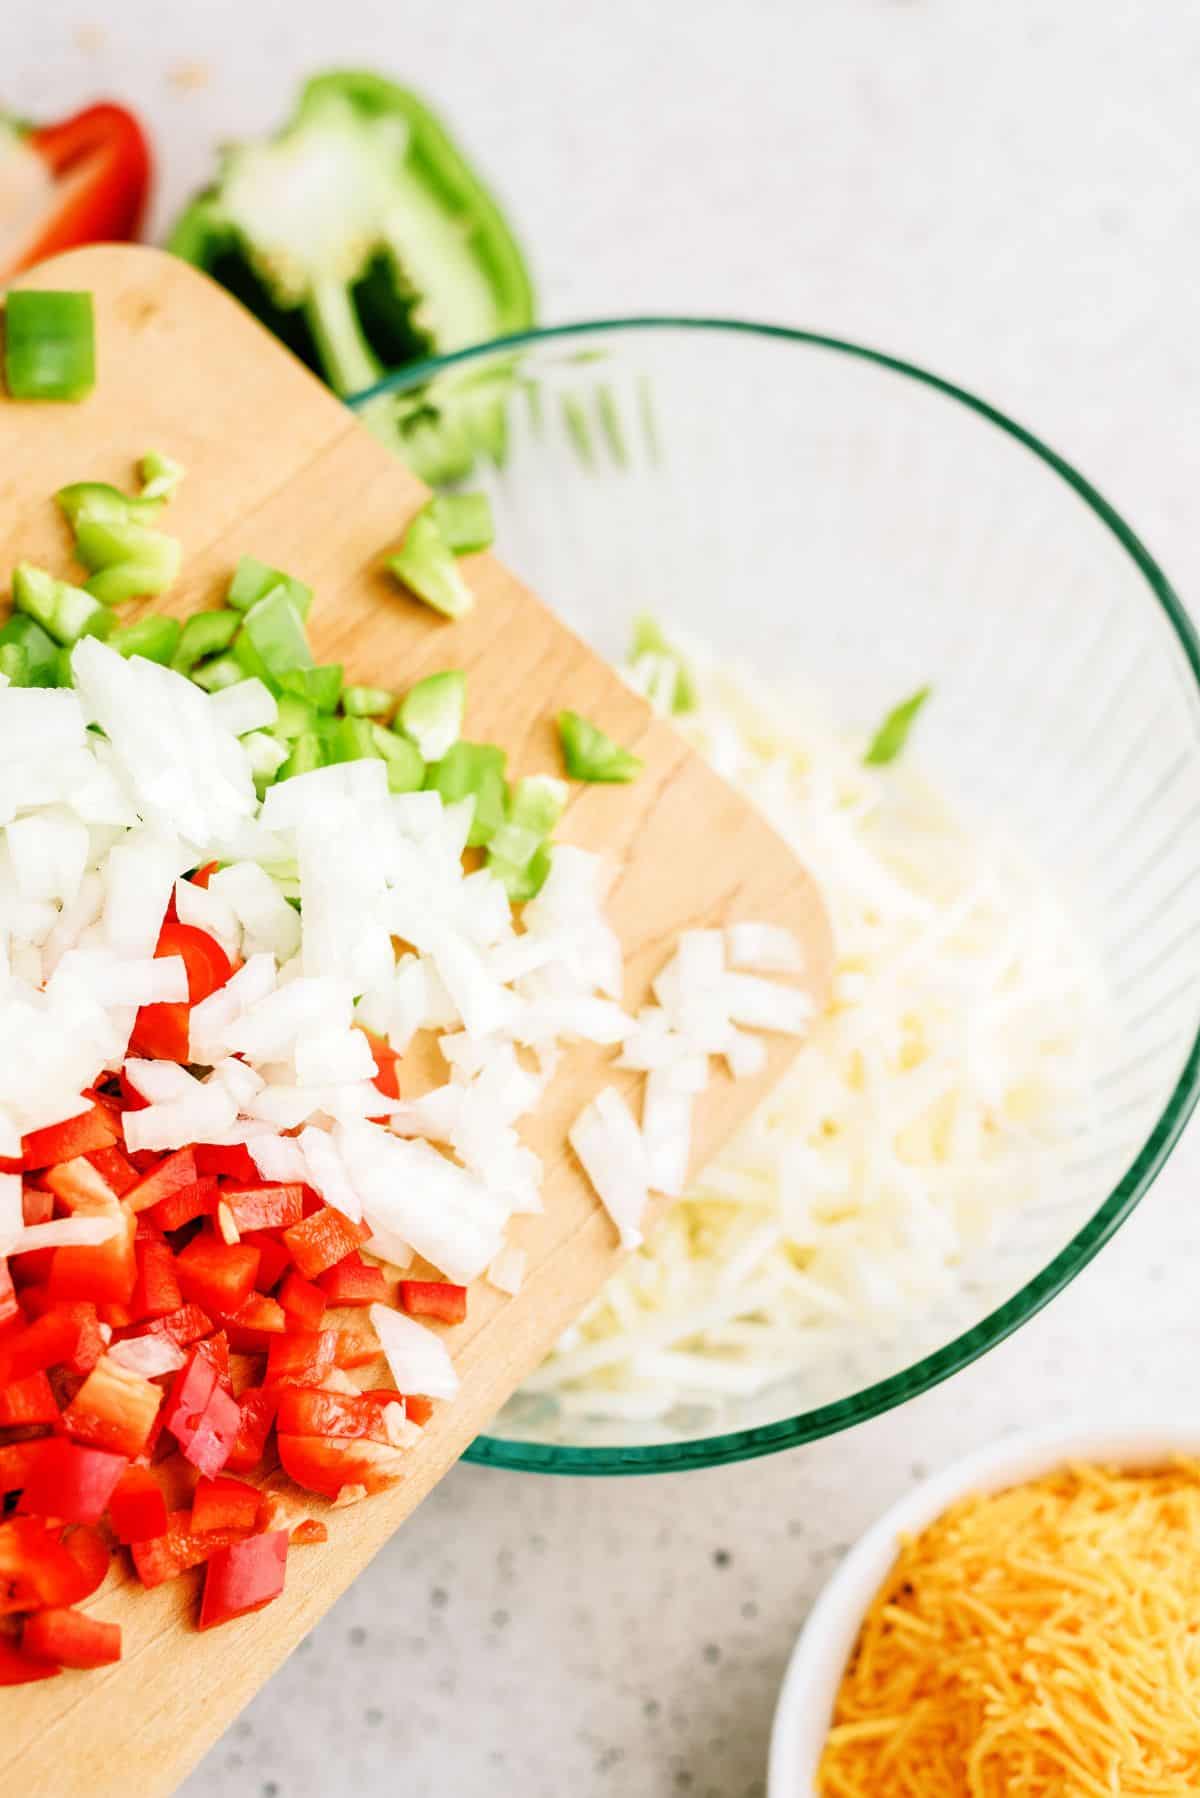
[167,71,535,477]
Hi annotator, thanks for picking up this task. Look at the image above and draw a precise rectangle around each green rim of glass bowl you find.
[349,317,1200,1476]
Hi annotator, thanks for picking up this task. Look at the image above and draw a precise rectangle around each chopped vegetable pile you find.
[0,454,813,1674]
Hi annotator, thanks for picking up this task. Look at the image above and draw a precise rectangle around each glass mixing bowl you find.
[350,320,1200,1472]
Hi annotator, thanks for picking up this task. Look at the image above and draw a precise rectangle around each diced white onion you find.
[370,1303,460,1400]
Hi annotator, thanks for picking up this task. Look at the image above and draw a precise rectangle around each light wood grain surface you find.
[0,246,831,1797]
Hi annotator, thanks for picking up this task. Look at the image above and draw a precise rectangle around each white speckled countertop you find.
[7,2,1200,1791]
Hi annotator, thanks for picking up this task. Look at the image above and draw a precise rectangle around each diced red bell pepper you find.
[318,1252,388,1308]
[0,1371,59,1427]
[220,1292,287,1354]
[130,1509,253,1589]
[334,1328,383,1370]
[277,1271,327,1330]
[130,922,233,1062]
[399,1280,468,1326]
[357,1026,401,1101]
[0,1306,97,1386]
[0,1636,59,1683]
[123,1148,198,1216]
[16,1439,127,1524]
[42,1156,119,1212]
[242,1230,291,1292]
[23,1606,121,1669]
[11,1245,54,1289]
[276,1433,404,1501]
[49,1302,105,1375]
[191,1474,261,1534]
[265,1329,338,1389]
[224,1386,277,1475]
[0,1258,19,1331]
[21,1185,55,1227]
[0,1517,93,1610]
[130,1237,182,1321]
[161,1349,239,1477]
[199,1530,288,1631]
[108,1465,169,1544]
[137,1303,214,1348]
[188,860,220,890]
[290,1518,328,1547]
[48,1206,136,1307]
[86,1145,139,1197]
[176,1235,261,1316]
[0,1441,48,1495]
[194,1143,259,1182]
[275,1387,392,1444]
[222,1184,305,1233]
[194,1330,232,1386]
[61,1523,111,1600]
[62,1356,161,1458]
[282,1207,370,1281]
[404,1395,435,1427]
[147,1175,218,1232]
[20,1103,120,1171]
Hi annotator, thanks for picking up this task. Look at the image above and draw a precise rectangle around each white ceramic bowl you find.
[767,1424,1200,1796]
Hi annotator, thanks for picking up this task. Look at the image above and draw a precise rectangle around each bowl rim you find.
[766,1422,1200,1795]
[349,316,1200,1476]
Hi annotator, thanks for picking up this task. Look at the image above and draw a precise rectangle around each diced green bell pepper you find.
[370,723,425,792]
[0,613,63,685]
[4,291,95,401]
[191,652,246,692]
[226,554,312,618]
[109,615,183,665]
[424,740,507,846]
[12,562,111,646]
[398,668,465,761]
[74,519,182,602]
[341,683,394,717]
[488,773,566,869]
[388,508,473,619]
[863,686,932,767]
[275,692,318,739]
[628,614,697,715]
[173,608,241,672]
[278,662,342,713]
[557,709,643,784]
[428,492,494,556]
[139,451,185,502]
[56,481,162,529]
[320,715,378,764]
[233,587,313,687]
[278,729,326,781]
[488,841,552,903]
[0,643,28,685]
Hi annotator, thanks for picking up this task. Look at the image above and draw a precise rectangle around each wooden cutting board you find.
[0,245,832,1797]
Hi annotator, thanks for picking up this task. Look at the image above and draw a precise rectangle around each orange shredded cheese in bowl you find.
[818,1460,1200,1797]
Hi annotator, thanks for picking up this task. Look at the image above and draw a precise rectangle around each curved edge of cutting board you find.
[0,244,833,1798]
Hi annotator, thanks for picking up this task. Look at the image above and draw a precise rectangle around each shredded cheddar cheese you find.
[818,1462,1200,1797]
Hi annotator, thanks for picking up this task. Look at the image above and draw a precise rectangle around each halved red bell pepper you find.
[222,1183,305,1234]
[199,1529,288,1631]
[176,1235,261,1316]
[130,1509,253,1589]
[191,1474,261,1534]
[21,1102,119,1171]
[399,1279,468,1326]
[108,1465,168,1544]
[16,1439,128,1525]
[1,103,152,281]
[224,1386,278,1475]
[317,1252,388,1308]
[23,1606,121,1669]
[62,1355,162,1458]
[282,1206,370,1280]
